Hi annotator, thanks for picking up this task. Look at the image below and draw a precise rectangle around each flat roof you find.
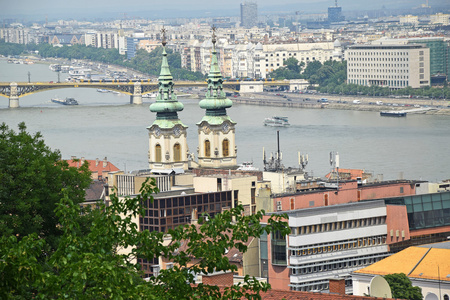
[348,44,426,50]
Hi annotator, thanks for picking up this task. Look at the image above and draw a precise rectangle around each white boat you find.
[143,93,157,98]
[49,64,61,72]
[68,67,91,80]
[264,116,290,127]
[97,89,110,93]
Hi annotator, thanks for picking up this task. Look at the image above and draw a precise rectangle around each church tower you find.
[197,27,237,168]
[147,28,188,170]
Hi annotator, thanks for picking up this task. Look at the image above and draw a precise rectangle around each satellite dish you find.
[369,275,392,298]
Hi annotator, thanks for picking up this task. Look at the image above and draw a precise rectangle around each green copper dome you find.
[149,37,184,122]
[198,30,233,119]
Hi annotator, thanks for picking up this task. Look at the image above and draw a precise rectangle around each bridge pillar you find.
[130,82,143,105]
[9,82,19,108]
[239,81,263,94]
[239,81,264,93]
[289,79,309,91]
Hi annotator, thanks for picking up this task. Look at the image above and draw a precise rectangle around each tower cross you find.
[161,27,167,46]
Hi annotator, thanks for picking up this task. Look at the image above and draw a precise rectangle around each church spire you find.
[199,25,233,117]
[149,27,183,120]
[196,26,237,169]
[147,27,189,171]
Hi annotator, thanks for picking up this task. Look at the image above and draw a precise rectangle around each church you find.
[147,27,237,172]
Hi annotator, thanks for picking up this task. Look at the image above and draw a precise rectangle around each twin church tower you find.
[147,27,237,170]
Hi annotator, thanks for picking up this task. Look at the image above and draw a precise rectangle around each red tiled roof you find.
[66,158,119,177]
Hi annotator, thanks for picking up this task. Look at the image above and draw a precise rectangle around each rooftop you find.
[354,242,450,282]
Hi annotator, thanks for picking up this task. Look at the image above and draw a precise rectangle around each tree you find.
[269,58,304,80]
[1,179,289,299]
[384,273,423,300]
[0,122,92,249]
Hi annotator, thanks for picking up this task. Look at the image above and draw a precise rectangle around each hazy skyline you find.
[2,0,448,21]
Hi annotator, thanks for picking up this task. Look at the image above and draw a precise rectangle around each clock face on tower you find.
[173,125,182,137]
[221,122,229,133]
[154,127,161,137]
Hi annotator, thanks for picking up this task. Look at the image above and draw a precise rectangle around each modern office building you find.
[262,190,450,292]
[346,44,430,89]
[328,0,344,23]
[264,200,397,293]
[240,1,258,28]
[126,36,147,59]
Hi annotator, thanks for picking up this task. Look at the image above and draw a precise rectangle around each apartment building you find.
[346,44,430,88]
[181,40,341,78]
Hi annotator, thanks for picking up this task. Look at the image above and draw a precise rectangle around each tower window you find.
[205,140,211,157]
[173,143,181,162]
[155,144,162,162]
[222,139,229,157]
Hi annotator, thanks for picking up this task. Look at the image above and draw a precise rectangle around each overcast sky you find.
[1,0,447,21]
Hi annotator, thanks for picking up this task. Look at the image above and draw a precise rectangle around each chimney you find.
[81,157,85,164]
[96,158,99,167]
[71,155,76,160]
[103,157,108,168]
[329,278,346,295]
[191,208,198,225]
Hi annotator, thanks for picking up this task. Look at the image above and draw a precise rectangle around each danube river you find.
[1,58,449,182]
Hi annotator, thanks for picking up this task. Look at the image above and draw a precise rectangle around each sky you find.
[1,0,448,21]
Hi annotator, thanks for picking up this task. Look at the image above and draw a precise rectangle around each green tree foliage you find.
[1,178,289,299]
[384,273,423,300]
[0,41,204,80]
[0,122,92,250]
[269,57,304,80]
[0,40,26,56]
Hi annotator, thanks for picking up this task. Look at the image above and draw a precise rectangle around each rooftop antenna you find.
[329,151,340,188]
[263,131,284,172]
[298,151,308,172]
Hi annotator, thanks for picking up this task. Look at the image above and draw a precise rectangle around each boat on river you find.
[49,64,61,72]
[264,116,290,127]
[380,111,406,117]
[51,97,78,105]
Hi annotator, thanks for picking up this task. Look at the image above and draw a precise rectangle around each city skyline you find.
[2,0,449,21]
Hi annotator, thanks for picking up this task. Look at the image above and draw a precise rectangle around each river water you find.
[1,58,449,182]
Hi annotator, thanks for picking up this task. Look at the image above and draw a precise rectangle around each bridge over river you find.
[0,79,305,108]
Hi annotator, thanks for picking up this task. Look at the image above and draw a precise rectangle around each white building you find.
[282,200,391,293]
[346,44,430,89]
[181,40,341,79]
[399,15,419,25]
[430,13,450,26]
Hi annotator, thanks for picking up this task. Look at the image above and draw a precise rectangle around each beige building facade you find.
[346,44,430,89]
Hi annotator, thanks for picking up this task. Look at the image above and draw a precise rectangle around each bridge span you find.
[0,79,301,108]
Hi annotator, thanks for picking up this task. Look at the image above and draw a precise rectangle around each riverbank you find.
[236,92,450,116]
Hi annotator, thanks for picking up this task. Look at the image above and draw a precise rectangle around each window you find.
[204,140,211,157]
[222,139,229,157]
[173,143,181,162]
[155,144,162,162]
